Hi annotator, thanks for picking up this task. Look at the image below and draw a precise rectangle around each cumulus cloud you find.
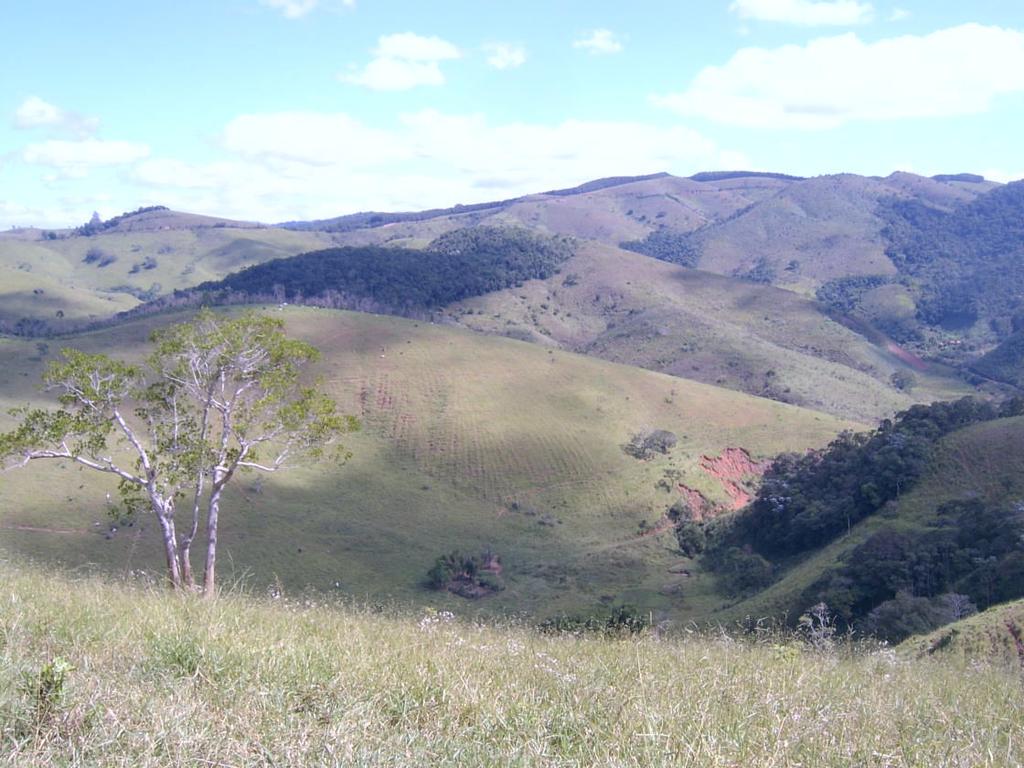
[653,23,1024,129]
[483,42,527,70]
[340,32,460,90]
[23,139,151,178]
[125,109,746,222]
[729,0,874,25]
[572,29,623,55]
[13,96,99,136]
[259,0,353,19]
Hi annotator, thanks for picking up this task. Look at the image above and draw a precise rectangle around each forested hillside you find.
[199,226,574,311]
[687,399,1024,641]
[813,181,1024,363]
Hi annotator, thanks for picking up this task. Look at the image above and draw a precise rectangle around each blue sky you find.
[2,0,1023,227]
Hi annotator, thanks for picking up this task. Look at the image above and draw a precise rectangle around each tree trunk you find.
[202,484,223,598]
[181,475,205,590]
[181,542,194,588]
[155,504,183,590]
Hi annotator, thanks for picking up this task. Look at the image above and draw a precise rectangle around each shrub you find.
[624,429,678,460]
[539,605,650,636]
[859,592,976,643]
[676,521,707,557]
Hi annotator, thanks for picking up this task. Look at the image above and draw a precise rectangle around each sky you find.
[2,0,1023,228]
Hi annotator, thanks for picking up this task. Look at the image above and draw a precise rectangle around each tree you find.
[0,310,358,595]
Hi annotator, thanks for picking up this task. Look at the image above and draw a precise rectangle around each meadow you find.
[1,560,1021,767]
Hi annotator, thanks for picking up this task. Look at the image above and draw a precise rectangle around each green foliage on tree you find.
[869,182,1024,338]
[619,229,699,267]
[426,549,504,597]
[723,398,1011,559]
[198,226,574,311]
[697,398,1024,637]
[0,310,358,595]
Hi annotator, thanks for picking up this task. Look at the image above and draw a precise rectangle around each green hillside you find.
[0,306,853,621]
[0,219,334,331]
[0,176,985,425]
[449,241,973,422]
[902,595,1024,666]
[678,172,994,294]
[713,412,1024,637]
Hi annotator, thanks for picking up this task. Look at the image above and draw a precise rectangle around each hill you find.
[674,172,996,294]
[707,408,1024,640]
[903,595,1024,667]
[0,172,997,425]
[190,230,975,423]
[0,210,335,331]
[3,560,1021,767]
[446,240,973,422]
[0,306,854,621]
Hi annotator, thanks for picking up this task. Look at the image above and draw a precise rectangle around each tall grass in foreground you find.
[0,561,1021,767]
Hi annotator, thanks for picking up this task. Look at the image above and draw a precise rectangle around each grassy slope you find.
[716,416,1024,624]
[902,595,1024,666]
[2,561,1022,767]
[690,173,992,293]
[1,176,977,424]
[0,307,853,622]
[318,173,790,250]
[0,226,334,322]
[450,241,972,422]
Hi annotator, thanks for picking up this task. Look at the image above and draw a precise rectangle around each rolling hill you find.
[445,240,972,422]
[1,171,1001,423]
[711,411,1024,638]
[0,216,336,329]
[0,306,854,621]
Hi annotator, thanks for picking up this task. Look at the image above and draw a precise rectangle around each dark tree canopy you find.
[198,226,574,311]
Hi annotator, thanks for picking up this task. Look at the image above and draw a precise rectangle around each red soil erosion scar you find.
[678,447,771,519]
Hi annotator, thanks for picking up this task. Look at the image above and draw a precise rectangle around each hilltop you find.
[1,171,1005,423]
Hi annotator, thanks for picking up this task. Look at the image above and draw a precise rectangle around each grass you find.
[451,241,972,422]
[903,596,1024,666]
[0,306,853,623]
[0,226,334,324]
[1,559,1022,767]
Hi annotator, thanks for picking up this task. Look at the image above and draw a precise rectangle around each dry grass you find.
[1,560,1022,767]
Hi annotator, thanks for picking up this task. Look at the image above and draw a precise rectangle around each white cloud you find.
[374,32,459,61]
[259,0,354,19]
[572,29,623,55]
[22,139,151,178]
[124,110,746,222]
[729,0,874,26]
[982,168,1024,184]
[221,112,413,166]
[13,96,99,136]
[888,7,910,21]
[341,32,460,90]
[483,42,527,70]
[654,24,1024,129]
